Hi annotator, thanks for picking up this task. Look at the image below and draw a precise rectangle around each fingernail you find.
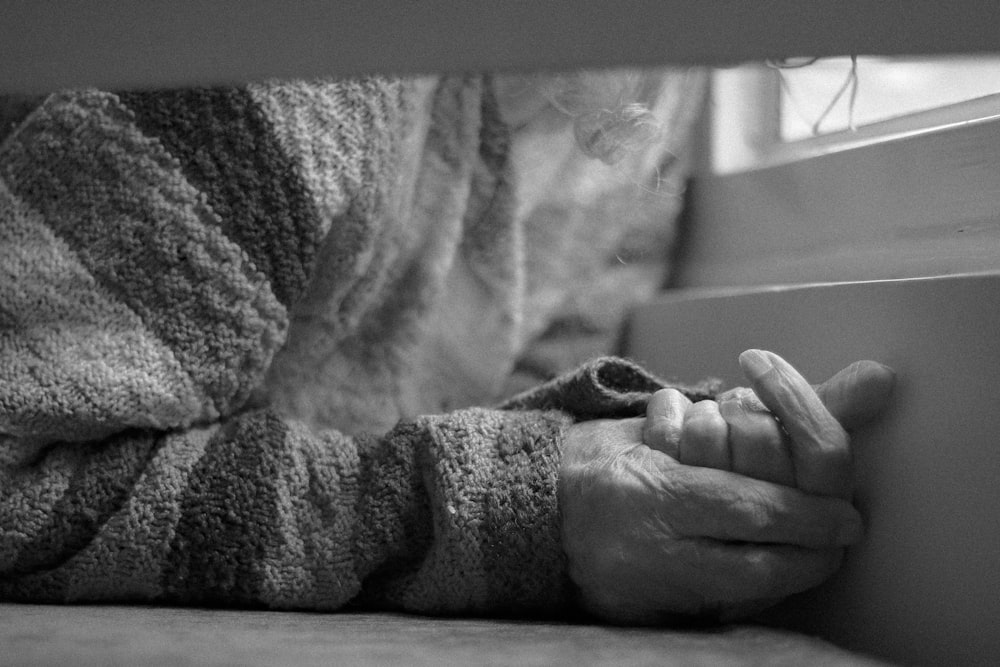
[739,349,772,380]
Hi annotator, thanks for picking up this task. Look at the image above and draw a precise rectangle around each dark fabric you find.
[501,356,721,419]
[118,87,322,308]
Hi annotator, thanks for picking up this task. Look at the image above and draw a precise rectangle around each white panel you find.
[675,117,1000,288]
[627,273,1000,666]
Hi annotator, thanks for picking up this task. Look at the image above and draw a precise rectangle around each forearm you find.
[0,406,573,615]
[355,408,573,614]
[0,412,361,608]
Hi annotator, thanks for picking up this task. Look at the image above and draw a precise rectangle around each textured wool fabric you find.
[0,71,707,614]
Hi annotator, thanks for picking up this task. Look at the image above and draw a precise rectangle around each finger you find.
[716,386,766,412]
[738,349,852,499]
[678,400,730,471]
[815,360,896,430]
[643,389,691,458]
[719,388,795,486]
[586,543,843,624]
[724,360,894,431]
[677,541,845,606]
[657,461,864,549]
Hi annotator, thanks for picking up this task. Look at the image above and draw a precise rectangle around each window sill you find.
[674,115,1000,288]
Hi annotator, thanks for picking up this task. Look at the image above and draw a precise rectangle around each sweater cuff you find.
[362,407,574,616]
[500,356,721,420]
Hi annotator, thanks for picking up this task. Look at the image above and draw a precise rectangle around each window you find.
[674,54,1000,289]
[710,55,1000,172]
[777,55,1000,141]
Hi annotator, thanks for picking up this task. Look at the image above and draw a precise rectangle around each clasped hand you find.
[559,350,895,623]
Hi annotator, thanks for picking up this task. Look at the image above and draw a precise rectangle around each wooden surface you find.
[627,273,1000,666]
[0,604,887,667]
[3,1,1000,93]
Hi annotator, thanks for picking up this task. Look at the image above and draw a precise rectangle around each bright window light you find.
[777,55,1000,141]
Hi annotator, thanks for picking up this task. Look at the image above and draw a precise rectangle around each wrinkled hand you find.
[643,350,895,498]
[559,350,894,624]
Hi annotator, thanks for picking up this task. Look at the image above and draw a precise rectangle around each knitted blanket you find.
[0,73,708,613]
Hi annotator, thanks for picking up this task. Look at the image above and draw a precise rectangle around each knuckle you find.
[685,415,720,441]
[665,389,692,414]
[650,388,673,402]
[740,489,778,535]
[649,388,685,412]
[716,387,740,402]
[684,403,726,437]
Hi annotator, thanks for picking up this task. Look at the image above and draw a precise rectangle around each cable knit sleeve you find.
[0,79,579,614]
[0,76,705,615]
[0,355,715,614]
[0,405,574,614]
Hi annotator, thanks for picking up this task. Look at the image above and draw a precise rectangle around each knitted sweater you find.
[0,73,708,614]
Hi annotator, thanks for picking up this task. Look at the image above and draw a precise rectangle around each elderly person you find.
[0,70,892,621]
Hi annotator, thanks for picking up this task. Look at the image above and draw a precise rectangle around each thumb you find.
[814,360,896,430]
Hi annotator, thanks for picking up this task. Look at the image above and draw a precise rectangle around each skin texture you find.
[559,350,895,623]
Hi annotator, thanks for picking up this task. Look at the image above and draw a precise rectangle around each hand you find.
[558,351,894,623]
[642,351,895,498]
